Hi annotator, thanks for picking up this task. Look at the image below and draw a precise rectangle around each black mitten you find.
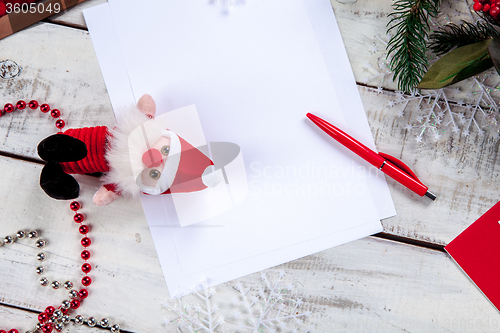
[37,134,87,163]
[39,162,80,200]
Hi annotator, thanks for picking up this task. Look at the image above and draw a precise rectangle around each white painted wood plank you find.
[330,0,397,90]
[0,22,116,159]
[0,157,166,332]
[360,86,500,244]
[47,0,107,29]
[284,237,500,333]
[0,158,498,332]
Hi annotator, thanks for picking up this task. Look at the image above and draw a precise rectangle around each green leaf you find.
[487,33,500,76]
[450,57,493,85]
[418,38,493,89]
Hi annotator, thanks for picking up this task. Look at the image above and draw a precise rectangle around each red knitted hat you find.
[162,134,214,194]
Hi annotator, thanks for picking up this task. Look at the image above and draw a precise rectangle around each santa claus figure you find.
[37,94,220,205]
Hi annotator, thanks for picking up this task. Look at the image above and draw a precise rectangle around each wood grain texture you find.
[0,157,167,332]
[0,22,116,159]
[281,237,499,333]
[360,85,500,244]
[1,1,499,332]
[330,0,396,90]
[0,158,498,332]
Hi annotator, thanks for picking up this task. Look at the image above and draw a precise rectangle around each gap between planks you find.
[0,150,44,165]
[41,18,89,31]
[373,232,446,253]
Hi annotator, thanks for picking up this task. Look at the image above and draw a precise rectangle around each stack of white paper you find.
[84,0,396,297]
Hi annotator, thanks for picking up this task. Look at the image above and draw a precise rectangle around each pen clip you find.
[378,152,424,185]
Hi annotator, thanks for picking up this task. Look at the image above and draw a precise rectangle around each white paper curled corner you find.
[172,141,247,226]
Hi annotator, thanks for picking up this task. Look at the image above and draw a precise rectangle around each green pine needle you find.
[386,0,442,92]
[429,21,498,56]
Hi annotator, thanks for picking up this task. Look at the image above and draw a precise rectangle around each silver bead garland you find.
[2,229,83,320]
[61,300,70,309]
[61,315,71,324]
[100,317,109,328]
[74,315,84,325]
[33,314,121,332]
[87,316,97,327]
[39,277,49,286]
[4,235,14,244]
[69,289,79,299]
[0,230,54,289]
[63,280,73,290]
[1,207,122,332]
[53,309,63,319]
[35,239,46,248]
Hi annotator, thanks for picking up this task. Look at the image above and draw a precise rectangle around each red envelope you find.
[445,201,500,311]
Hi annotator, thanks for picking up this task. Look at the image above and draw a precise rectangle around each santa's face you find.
[140,136,171,189]
[135,129,182,195]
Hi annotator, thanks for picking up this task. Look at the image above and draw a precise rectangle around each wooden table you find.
[1,0,499,332]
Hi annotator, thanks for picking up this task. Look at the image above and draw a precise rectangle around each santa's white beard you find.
[102,105,164,198]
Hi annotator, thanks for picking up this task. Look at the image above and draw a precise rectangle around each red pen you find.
[306,113,436,201]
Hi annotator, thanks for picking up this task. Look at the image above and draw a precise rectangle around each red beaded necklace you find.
[0,100,120,333]
[1,100,66,131]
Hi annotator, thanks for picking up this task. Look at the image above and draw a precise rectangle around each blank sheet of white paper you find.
[84,0,396,297]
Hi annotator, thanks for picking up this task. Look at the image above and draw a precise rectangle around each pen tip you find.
[306,113,318,121]
[425,191,437,201]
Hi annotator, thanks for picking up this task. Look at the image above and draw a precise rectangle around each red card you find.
[445,201,500,311]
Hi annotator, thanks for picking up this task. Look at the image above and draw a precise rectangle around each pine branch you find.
[387,0,442,92]
[429,21,498,56]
